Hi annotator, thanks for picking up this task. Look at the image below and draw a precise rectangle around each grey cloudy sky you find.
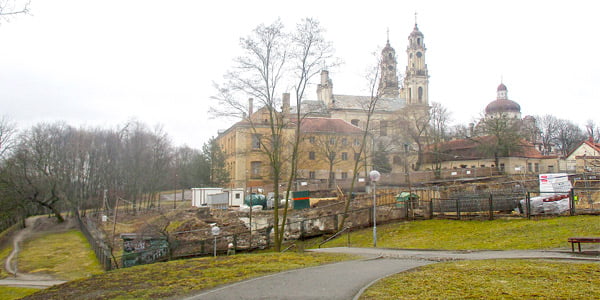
[1,0,599,148]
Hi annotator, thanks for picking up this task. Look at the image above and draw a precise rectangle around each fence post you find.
[429,200,434,219]
[488,193,494,221]
[333,214,338,232]
[570,188,575,216]
[455,198,461,220]
[526,192,531,220]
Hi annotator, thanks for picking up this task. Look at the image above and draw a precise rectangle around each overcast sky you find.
[1,0,599,148]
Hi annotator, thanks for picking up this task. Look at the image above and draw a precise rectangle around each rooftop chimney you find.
[282,93,290,113]
[248,98,254,115]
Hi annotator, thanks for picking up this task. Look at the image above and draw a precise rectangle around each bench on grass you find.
[568,237,600,252]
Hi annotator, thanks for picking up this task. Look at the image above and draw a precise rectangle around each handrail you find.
[281,243,297,252]
[318,226,350,248]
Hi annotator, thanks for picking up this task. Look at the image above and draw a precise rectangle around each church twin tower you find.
[377,23,429,107]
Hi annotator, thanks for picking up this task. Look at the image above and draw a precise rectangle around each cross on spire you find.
[415,11,418,24]
[386,27,389,43]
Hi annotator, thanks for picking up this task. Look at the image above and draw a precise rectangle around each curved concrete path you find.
[0,216,68,289]
[185,257,432,300]
[185,247,599,300]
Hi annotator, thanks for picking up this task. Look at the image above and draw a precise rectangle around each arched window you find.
[408,88,412,103]
[388,53,393,59]
[418,87,423,103]
[417,38,421,45]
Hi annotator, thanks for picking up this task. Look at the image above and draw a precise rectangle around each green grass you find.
[18,230,104,281]
[0,286,39,300]
[0,246,12,279]
[319,215,600,250]
[360,259,600,299]
[21,252,356,300]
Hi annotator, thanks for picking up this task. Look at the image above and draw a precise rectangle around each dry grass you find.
[18,230,104,281]
[21,252,356,300]
[360,259,600,299]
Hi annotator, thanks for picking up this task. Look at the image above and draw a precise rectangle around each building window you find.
[329,152,336,160]
[342,152,348,160]
[527,163,533,172]
[351,119,359,126]
[341,172,348,179]
[309,151,315,160]
[251,134,261,149]
[329,138,335,145]
[354,139,360,146]
[380,120,388,136]
[342,138,348,146]
[251,161,262,178]
[499,163,505,172]
[354,153,361,161]
[309,171,315,179]
[548,165,554,172]
[309,136,315,144]
[235,193,241,199]
[418,87,423,103]
[535,163,540,172]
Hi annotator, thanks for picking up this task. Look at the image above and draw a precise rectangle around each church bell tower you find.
[401,22,429,106]
[377,31,399,99]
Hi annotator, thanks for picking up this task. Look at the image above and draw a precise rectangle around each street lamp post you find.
[211,225,220,257]
[369,170,381,248]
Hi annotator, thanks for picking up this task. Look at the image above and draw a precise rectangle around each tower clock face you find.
[387,65,394,70]
[416,52,422,58]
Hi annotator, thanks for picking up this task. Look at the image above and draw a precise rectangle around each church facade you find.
[216,23,432,190]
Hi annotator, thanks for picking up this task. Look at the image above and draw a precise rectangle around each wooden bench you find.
[568,237,600,252]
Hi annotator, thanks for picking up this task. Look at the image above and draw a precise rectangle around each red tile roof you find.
[300,118,363,134]
[423,135,545,163]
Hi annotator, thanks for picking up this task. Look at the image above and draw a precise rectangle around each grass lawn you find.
[319,215,600,250]
[21,252,356,300]
[0,246,12,279]
[360,259,600,299]
[0,286,39,300]
[18,230,104,281]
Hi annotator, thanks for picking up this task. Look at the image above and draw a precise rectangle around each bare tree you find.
[338,55,380,229]
[311,134,346,188]
[476,113,523,169]
[397,106,431,170]
[212,18,337,251]
[0,0,30,22]
[555,118,585,156]
[585,119,600,143]
[427,102,451,175]
[535,115,560,155]
[0,116,17,160]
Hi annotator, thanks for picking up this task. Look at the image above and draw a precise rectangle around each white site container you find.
[191,188,223,207]
[227,188,245,207]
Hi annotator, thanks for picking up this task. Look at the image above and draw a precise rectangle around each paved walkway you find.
[185,247,599,300]
[184,257,432,300]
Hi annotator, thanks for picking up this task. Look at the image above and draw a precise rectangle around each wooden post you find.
[488,193,494,221]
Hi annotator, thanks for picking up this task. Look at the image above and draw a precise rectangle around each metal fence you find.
[75,211,114,270]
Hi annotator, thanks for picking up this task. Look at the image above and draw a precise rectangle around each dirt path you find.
[1,216,72,289]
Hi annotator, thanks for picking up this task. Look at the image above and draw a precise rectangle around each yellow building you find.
[217,110,371,190]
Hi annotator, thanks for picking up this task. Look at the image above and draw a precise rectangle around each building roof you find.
[331,94,405,111]
[422,135,546,163]
[497,83,507,91]
[566,138,600,158]
[300,118,363,134]
[485,98,521,114]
